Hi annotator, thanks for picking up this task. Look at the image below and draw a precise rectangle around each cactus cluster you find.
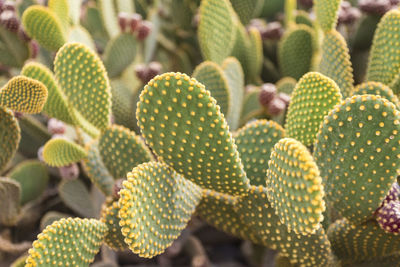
[2,0,400,266]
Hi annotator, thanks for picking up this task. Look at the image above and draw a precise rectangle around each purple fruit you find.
[59,163,79,180]
[261,21,283,40]
[376,201,400,233]
[137,20,152,40]
[277,92,291,107]
[259,83,277,107]
[148,61,162,79]
[3,1,15,12]
[118,12,129,32]
[267,97,286,116]
[359,0,391,16]
[17,26,31,42]
[30,41,39,58]
[134,63,149,83]
[0,10,19,32]
[47,118,66,135]
[129,13,142,33]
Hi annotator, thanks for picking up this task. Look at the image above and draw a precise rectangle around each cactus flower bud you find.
[59,163,79,180]
[137,20,152,40]
[259,83,277,107]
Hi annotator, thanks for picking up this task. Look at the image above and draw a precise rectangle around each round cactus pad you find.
[43,138,87,167]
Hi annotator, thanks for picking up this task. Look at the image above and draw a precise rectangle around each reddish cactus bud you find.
[30,41,39,58]
[259,83,277,107]
[118,12,130,32]
[359,0,391,16]
[129,13,142,33]
[3,1,15,12]
[267,97,286,116]
[277,92,291,107]
[148,61,162,78]
[0,10,19,32]
[47,118,66,135]
[261,21,284,40]
[59,163,80,180]
[17,26,31,42]
[134,63,149,83]
[137,20,152,40]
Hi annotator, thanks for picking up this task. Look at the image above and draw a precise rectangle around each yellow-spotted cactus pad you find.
[328,218,400,263]
[25,218,107,267]
[278,25,314,80]
[54,42,111,130]
[118,162,202,258]
[246,27,263,83]
[319,29,354,98]
[314,0,341,32]
[0,177,21,226]
[235,120,285,186]
[353,81,400,110]
[100,198,128,250]
[276,77,297,95]
[99,125,154,179]
[198,0,237,64]
[0,106,20,172]
[82,140,114,196]
[193,61,231,116]
[236,185,333,266]
[43,138,87,167]
[48,0,70,30]
[22,6,67,51]
[285,72,342,146]
[21,62,74,124]
[367,10,400,89]
[230,0,261,25]
[137,72,250,195]
[314,95,400,224]
[0,76,48,114]
[267,138,325,234]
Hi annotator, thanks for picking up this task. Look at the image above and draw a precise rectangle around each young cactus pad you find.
[42,138,87,167]
[267,138,325,235]
[0,76,48,114]
[353,81,400,110]
[314,95,400,224]
[314,0,342,32]
[136,72,250,195]
[25,218,107,267]
[0,106,20,172]
[285,72,342,146]
[54,42,111,130]
[234,119,285,186]
[118,162,202,258]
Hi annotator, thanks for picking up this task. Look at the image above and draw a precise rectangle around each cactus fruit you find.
[59,163,79,180]
[0,75,48,114]
[0,106,20,172]
[42,138,87,167]
[314,95,400,224]
[258,83,277,107]
[137,72,250,195]
[54,42,111,130]
[285,72,342,146]
[353,81,400,109]
[314,0,342,32]
[25,218,107,267]
[118,162,202,258]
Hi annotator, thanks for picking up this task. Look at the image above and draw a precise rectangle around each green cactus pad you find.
[314,0,341,32]
[70,108,101,138]
[240,86,264,125]
[345,254,400,267]
[196,189,264,244]
[25,218,107,267]
[0,177,21,226]
[0,106,20,172]
[314,95,400,224]
[111,80,137,130]
[67,25,96,51]
[295,10,314,27]
[98,0,120,38]
[235,120,285,186]
[198,0,237,64]
[21,62,74,124]
[82,140,114,196]
[42,138,87,167]
[54,42,112,130]
[246,27,263,82]
[48,0,70,30]
[367,10,400,88]
[9,160,49,205]
[118,162,202,258]
[0,25,31,68]
[353,81,400,110]
[104,33,137,78]
[328,218,400,263]
[100,198,127,250]
[22,6,67,51]
[0,75,48,114]
[40,211,69,230]
[266,138,325,234]
[276,77,297,95]
[193,61,231,116]
[137,72,250,195]
[278,25,314,80]
[222,57,245,131]
[319,29,354,98]
[59,179,96,218]
[98,125,154,179]
[236,185,333,266]
[230,0,261,25]
[285,72,342,146]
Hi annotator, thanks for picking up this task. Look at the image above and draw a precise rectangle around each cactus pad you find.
[0,177,21,226]
[193,61,231,116]
[22,6,67,51]
[118,162,202,258]
[59,179,96,218]
[266,138,325,234]
[0,106,20,172]
[0,76,48,114]
[328,218,400,263]
[198,0,237,64]
[235,120,285,186]
[278,25,314,80]
[285,72,342,146]
[353,81,400,110]
[314,0,341,32]
[314,95,400,224]
[48,0,70,30]
[98,125,154,179]
[367,10,400,88]
[21,62,74,124]
[100,198,128,250]
[54,42,111,130]
[137,72,250,195]
[319,29,354,98]
[25,218,107,267]
[43,138,87,167]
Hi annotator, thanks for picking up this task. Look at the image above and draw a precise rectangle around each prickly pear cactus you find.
[314,0,342,32]
[353,81,400,109]
[100,198,128,250]
[42,138,87,167]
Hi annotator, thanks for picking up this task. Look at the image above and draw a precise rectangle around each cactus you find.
[353,81,400,109]
[48,0,70,30]
[314,0,342,32]
[0,106,20,172]
[0,177,21,226]
[100,198,127,250]
[0,75,48,114]
[25,218,107,267]
[42,138,87,167]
